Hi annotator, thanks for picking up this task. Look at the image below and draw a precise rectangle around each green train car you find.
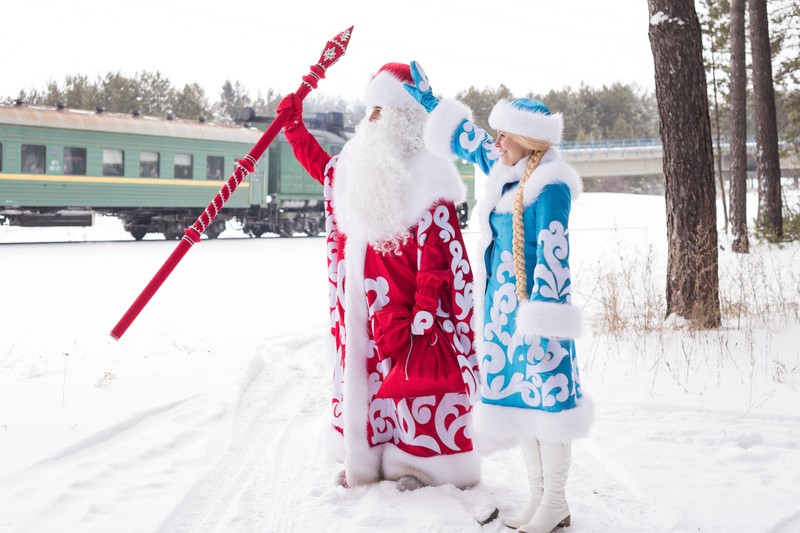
[0,103,475,240]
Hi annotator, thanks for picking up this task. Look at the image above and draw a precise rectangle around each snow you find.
[650,12,686,27]
[1,192,799,533]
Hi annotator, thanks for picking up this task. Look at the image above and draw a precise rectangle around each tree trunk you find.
[648,0,721,328]
[749,0,783,240]
[729,0,750,253]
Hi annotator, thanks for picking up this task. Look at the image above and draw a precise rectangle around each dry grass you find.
[578,236,800,395]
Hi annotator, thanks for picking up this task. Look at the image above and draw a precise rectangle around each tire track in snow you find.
[0,391,236,533]
[158,333,324,533]
[573,437,688,532]
[578,402,800,533]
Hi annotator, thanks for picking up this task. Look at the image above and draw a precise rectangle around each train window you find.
[103,149,124,176]
[207,156,224,180]
[22,144,46,174]
[63,147,87,175]
[140,151,160,177]
[174,153,192,179]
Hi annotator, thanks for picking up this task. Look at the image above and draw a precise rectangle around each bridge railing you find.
[559,135,769,152]
[560,138,662,151]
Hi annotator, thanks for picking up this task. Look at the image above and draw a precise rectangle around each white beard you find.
[336,107,427,253]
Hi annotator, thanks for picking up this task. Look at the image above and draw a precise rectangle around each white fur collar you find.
[332,149,465,240]
[481,148,583,216]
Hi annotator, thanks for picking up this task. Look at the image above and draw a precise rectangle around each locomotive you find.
[0,102,475,240]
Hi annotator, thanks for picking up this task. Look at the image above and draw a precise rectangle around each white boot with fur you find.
[518,441,571,533]
[504,439,543,529]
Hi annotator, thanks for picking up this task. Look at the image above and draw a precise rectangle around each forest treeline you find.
[2,70,663,143]
[4,62,797,153]
[2,1,797,153]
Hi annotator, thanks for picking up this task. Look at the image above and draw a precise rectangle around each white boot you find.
[518,441,571,533]
[504,439,543,529]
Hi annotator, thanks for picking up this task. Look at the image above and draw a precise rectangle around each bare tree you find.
[648,0,722,328]
[699,0,731,231]
[729,0,750,253]
[749,0,783,239]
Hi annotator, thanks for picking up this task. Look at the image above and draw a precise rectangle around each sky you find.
[4,0,656,104]
[1,191,799,532]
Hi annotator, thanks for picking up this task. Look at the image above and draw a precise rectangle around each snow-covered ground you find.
[1,192,799,533]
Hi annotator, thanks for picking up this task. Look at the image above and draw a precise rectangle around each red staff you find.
[110,26,354,340]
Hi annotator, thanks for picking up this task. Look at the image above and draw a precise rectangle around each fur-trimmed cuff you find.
[515,300,583,339]
[471,397,593,453]
[424,98,472,161]
[382,444,481,489]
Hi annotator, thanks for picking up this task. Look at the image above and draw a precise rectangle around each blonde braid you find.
[511,141,549,303]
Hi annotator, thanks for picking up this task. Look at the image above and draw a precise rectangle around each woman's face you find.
[495,131,532,166]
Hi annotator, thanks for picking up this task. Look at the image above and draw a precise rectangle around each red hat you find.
[363,62,423,110]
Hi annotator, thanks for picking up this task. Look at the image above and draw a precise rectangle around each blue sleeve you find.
[450,119,501,176]
[528,183,573,305]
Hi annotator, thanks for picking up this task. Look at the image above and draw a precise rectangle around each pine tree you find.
[749,0,784,240]
[729,0,749,253]
[648,0,722,328]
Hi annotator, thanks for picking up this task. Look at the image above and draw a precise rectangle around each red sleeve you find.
[283,122,332,185]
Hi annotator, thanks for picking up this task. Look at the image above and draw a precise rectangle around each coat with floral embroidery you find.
[424,98,593,449]
[282,119,481,487]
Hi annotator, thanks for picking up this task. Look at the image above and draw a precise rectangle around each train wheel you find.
[130,228,147,241]
[305,221,321,237]
[278,221,295,238]
[205,221,224,239]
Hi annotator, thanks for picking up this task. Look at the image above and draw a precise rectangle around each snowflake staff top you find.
[109,26,354,341]
[300,27,353,95]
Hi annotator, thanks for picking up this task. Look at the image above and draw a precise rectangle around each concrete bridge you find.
[560,137,800,179]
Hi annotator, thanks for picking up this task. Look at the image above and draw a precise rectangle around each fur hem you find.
[344,444,383,486]
[364,70,422,111]
[323,423,345,463]
[515,300,583,339]
[340,235,382,485]
[424,98,473,161]
[471,397,594,453]
[382,445,481,489]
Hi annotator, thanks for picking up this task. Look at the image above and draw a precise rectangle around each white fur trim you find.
[492,151,583,214]
[382,444,481,489]
[471,397,593,453]
[515,300,583,339]
[489,99,564,145]
[364,70,423,111]
[323,421,345,463]
[333,149,465,243]
[424,98,473,161]
[340,235,382,485]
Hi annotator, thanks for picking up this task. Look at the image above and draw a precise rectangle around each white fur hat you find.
[363,62,424,111]
[488,98,564,145]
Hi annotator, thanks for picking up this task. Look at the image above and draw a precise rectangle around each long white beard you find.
[337,107,427,252]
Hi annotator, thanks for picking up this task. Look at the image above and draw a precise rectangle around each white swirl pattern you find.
[479,212,579,410]
[356,203,477,453]
[533,221,572,303]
